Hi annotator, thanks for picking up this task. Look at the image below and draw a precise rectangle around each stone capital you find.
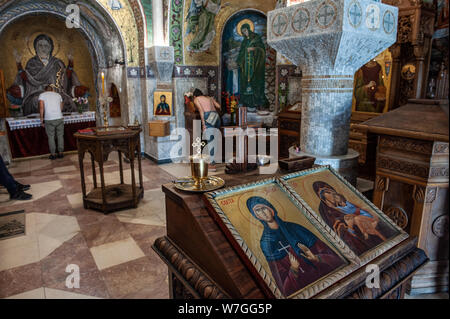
[148,46,175,83]
[267,0,399,75]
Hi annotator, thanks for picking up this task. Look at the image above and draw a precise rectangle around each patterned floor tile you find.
[101,256,165,299]
[90,237,145,271]
[0,262,43,298]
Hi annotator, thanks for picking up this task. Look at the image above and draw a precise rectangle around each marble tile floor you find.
[0,156,446,299]
[0,154,173,299]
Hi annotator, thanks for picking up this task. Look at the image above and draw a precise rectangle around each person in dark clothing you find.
[0,155,32,200]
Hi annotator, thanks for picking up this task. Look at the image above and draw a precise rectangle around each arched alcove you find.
[0,0,127,118]
[220,10,276,114]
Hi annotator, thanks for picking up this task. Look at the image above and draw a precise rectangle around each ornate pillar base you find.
[289,147,360,186]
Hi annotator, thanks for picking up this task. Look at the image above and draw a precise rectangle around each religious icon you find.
[6,34,89,116]
[153,91,172,116]
[109,83,121,118]
[281,166,407,260]
[246,196,346,297]
[185,0,221,52]
[205,178,356,299]
[222,12,269,113]
[354,60,387,113]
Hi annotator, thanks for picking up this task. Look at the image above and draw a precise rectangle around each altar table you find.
[5,112,96,158]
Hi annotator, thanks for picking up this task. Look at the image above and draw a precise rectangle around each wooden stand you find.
[74,127,144,214]
[155,170,428,299]
[360,99,449,294]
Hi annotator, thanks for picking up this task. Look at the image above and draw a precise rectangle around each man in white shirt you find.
[39,85,64,160]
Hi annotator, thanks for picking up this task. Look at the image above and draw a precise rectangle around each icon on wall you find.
[153,91,173,116]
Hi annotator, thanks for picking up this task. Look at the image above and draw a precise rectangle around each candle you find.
[101,72,105,95]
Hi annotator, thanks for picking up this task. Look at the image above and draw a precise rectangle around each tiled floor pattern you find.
[0,153,183,299]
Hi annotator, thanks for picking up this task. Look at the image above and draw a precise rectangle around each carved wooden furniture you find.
[349,0,437,179]
[74,127,143,213]
[278,110,301,159]
[384,0,436,107]
[155,170,428,299]
[349,112,379,179]
[359,99,449,294]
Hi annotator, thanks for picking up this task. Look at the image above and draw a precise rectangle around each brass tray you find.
[173,176,225,193]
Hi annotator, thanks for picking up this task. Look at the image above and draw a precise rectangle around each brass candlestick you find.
[190,137,208,189]
[103,105,109,128]
[99,95,112,128]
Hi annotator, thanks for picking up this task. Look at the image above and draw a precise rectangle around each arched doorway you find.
[220,10,276,114]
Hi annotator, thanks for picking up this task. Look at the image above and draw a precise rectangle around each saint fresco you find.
[222,12,269,111]
[185,0,221,52]
[7,34,89,116]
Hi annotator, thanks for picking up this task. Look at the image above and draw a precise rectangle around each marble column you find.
[152,0,165,46]
[268,0,398,184]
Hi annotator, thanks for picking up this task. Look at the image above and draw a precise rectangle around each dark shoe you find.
[49,154,56,160]
[57,153,64,159]
[16,182,30,192]
[10,190,32,201]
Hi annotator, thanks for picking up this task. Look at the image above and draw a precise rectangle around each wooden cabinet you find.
[383,0,436,107]
[278,111,301,159]
[361,99,449,294]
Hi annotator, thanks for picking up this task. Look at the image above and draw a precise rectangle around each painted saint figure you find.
[247,196,344,297]
[313,182,395,255]
[185,0,221,52]
[155,95,171,116]
[237,23,267,111]
[354,60,387,113]
[7,34,88,116]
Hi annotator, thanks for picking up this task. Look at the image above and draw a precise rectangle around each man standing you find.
[39,85,64,160]
[0,155,32,200]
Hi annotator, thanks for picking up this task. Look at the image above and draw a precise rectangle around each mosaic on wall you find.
[170,0,277,66]
[141,0,154,45]
[221,11,275,111]
[98,0,140,66]
[0,15,96,116]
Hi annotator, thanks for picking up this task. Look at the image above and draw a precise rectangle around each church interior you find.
[0,0,448,300]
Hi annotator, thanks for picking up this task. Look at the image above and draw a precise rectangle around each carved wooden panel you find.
[385,206,409,230]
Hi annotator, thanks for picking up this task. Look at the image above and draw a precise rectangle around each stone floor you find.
[0,153,181,299]
[0,155,447,299]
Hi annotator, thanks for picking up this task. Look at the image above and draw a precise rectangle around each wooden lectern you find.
[154,170,428,299]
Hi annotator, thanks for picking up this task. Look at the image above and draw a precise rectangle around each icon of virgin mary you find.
[7,34,89,116]
[313,181,396,255]
[247,196,344,297]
